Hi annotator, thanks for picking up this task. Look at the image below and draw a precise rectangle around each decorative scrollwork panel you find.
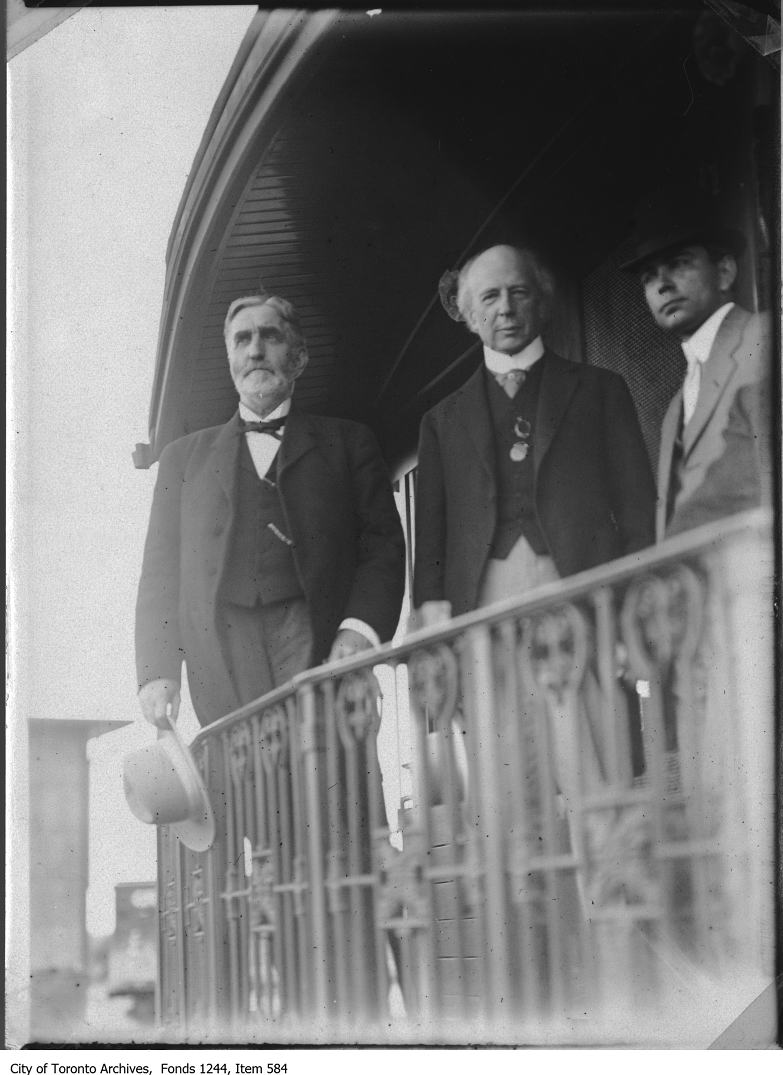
[228,722,253,787]
[621,567,704,679]
[259,705,289,773]
[408,643,460,731]
[335,668,382,750]
[520,602,591,701]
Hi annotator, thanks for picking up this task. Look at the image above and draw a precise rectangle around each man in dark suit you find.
[620,190,771,541]
[413,243,655,621]
[136,292,405,728]
[412,244,655,938]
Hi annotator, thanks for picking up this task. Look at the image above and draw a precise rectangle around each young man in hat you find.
[622,190,772,539]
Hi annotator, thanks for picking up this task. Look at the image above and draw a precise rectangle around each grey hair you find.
[456,245,555,326]
[223,293,308,359]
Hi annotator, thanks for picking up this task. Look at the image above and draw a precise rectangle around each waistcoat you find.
[220,437,304,607]
[486,364,548,558]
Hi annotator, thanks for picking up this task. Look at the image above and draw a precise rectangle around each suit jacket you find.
[413,351,656,616]
[657,306,771,541]
[136,409,406,723]
[667,376,774,537]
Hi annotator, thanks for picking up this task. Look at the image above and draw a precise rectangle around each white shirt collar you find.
[681,302,734,369]
[483,336,545,376]
[238,397,292,424]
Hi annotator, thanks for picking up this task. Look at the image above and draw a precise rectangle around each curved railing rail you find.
[157,510,776,1044]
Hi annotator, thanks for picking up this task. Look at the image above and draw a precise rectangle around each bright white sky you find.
[8,6,257,936]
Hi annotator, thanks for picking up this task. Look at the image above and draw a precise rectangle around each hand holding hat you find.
[138,677,180,728]
[123,715,215,853]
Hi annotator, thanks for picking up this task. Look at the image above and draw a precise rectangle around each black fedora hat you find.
[619,185,746,274]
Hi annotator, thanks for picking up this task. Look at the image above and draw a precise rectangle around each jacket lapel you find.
[456,366,496,481]
[277,407,320,476]
[682,306,750,456]
[534,351,580,471]
[202,414,243,605]
[212,412,243,502]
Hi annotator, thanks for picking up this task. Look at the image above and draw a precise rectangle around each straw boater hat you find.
[123,718,215,853]
[619,185,746,274]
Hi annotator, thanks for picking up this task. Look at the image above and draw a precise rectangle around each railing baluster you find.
[238,738,252,1021]
[502,616,542,1020]
[344,715,367,1012]
[227,722,250,1023]
[220,729,242,1027]
[463,622,514,1022]
[322,677,348,1020]
[286,693,311,1017]
[366,704,391,1019]
[247,715,263,1021]
[258,709,286,1019]
[200,740,221,1029]
[300,681,330,1020]
[273,747,297,1014]
[442,719,469,1021]
[672,570,713,969]
[538,693,567,1014]
[592,587,629,787]
[408,644,450,1021]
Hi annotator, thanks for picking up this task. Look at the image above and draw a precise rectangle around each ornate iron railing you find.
[157,509,776,1044]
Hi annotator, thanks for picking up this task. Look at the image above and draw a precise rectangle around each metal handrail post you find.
[299,681,330,1017]
[464,622,514,1016]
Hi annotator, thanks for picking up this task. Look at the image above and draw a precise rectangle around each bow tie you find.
[238,416,286,436]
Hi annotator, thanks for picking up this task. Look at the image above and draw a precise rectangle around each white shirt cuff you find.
[338,618,381,648]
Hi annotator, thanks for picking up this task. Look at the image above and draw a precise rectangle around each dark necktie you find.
[494,369,527,399]
[665,404,686,525]
[238,416,286,436]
